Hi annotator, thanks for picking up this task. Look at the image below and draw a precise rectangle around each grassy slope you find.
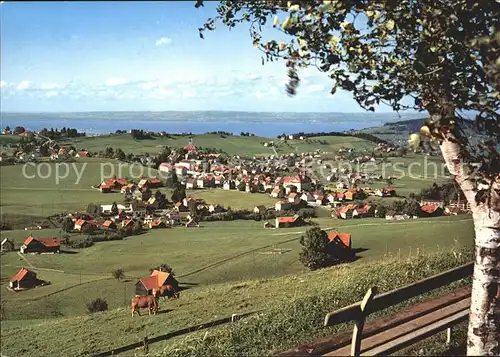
[0,249,471,357]
[61,133,372,156]
[1,216,473,320]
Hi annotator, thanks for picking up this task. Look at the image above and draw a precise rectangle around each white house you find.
[275,201,293,211]
[283,175,311,194]
[186,178,198,190]
[159,162,172,173]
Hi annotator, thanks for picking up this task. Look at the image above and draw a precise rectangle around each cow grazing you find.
[159,284,180,300]
[131,289,159,317]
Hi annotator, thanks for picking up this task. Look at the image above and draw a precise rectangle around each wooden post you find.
[350,287,378,356]
[143,336,149,354]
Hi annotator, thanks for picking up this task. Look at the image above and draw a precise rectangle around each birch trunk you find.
[439,127,500,356]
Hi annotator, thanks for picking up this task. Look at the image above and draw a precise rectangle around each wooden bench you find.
[278,262,473,356]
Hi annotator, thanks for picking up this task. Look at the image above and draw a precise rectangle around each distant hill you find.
[353,117,482,146]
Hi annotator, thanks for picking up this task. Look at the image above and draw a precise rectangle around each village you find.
[1,135,471,300]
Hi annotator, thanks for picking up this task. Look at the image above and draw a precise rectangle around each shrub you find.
[86,298,108,313]
[111,268,125,281]
[299,227,355,270]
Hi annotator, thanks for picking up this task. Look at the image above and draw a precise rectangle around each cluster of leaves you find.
[197,0,499,208]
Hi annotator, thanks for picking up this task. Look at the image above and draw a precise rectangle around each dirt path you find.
[17,252,35,269]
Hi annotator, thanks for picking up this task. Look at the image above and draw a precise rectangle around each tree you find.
[86,298,108,313]
[171,184,186,203]
[298,227,353,270]
[111,201,119,216]
[111,268,125,281]
[149,264,175,276]
[13,126,25,135]
[62,217,74,232]
[165,170,178,188]
[198,2,499,353]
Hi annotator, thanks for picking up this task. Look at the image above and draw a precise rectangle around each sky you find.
[1,1,413,113]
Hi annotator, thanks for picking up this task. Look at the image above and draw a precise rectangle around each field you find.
[0,247,471,357]
[60,133,373,156]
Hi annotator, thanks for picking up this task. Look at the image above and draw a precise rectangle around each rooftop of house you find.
[328,232,351,248]
[10,267,34,283]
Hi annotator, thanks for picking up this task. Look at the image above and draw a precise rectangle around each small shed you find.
[9,267,38,290]
[328,232,352,249]
[1,238,14,252]
[135,270,179,296]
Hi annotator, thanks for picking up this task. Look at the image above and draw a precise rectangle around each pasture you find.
[1,216,473,320]
[0,248,471,357]
[60,133,373,156]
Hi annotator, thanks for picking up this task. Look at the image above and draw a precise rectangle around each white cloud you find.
[105,78,129,87]
[45,91,59,98]
[305,84,325,93]
[254,91,265,99]
[39,83,63,90]
[16,80,31,90]
[155,37,172,47]
[0,80,8,88]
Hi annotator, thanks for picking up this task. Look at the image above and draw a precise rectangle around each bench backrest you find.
[324,262,473,327]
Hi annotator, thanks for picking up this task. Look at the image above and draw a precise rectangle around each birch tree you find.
[196,0,499,354]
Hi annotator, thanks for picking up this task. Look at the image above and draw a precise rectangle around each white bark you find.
[440,137,500,356]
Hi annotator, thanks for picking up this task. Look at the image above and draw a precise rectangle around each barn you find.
[135,270,179,296]
[275,215,304,228]
[9,267,39,290]
[1,238,14,252]
[328,232,352,249]
[20,235,60,254]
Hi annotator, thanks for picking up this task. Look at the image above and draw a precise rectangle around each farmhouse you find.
[149,219,167,229]
[328,232,352,249]
[20,235,60,254]
[73,219,88,231]
[120,183,136,193]
[275,215,304,228]
[1,238,14,252]
[352,204,372,218]
[283,175,312,193]
[102,220,116,230]
[186,178,198,189]
[254,205,267,214]
[421,204,443,217]
[9,268,39,291]
[138,178,162,190]
[159,162,172,173]
[335,204,357,219]
[99,184,112,193]
[135,269,179,296]
[275,200,293,211]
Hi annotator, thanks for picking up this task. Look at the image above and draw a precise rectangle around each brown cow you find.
[158,284,180,300]
[131,289,159,317]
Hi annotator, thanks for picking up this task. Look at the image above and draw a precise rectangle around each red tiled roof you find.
[421,204,439,214]
[102,220,114,227]
[355,205,371,214]
[328,232,351,248]
[122,219,133,226]
[38,238,60,247]
[10,267,32,283]
[277,216,298,223]
[75,219,86,226]
[23,235,34,246]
